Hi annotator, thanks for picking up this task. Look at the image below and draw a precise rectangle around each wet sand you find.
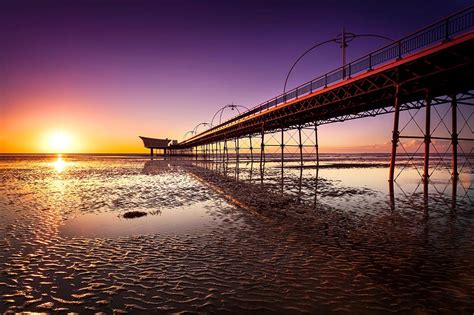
[0,155,473,313]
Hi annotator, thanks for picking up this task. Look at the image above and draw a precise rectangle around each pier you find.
[159,7,474,185]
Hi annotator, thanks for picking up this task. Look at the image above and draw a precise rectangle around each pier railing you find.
[185,5,474,143]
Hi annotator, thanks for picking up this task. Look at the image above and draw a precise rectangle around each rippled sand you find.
[0,155,473,313]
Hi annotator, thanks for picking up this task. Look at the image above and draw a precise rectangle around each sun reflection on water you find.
[53,154,67,173]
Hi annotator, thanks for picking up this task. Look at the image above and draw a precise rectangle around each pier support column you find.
[423,90,431,183]
[298,126,303,167]
[236,137,240,166]
[281,128,284,192]
[389,179,395,212]
[219,141,222,162]
[260,126,265,171]
[389,84,400,182]
[451,94,459,180]
[452,176,458,210]
[315,123,319,169]
[213,142,216,161]
[225,139,229,162]
[249,135,254,162]
[281,128,284,171]
[150,148,153,159]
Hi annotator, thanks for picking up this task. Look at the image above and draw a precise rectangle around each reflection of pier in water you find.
[188,155,472,226]
[139,158,474,311]
[184,157,472,285]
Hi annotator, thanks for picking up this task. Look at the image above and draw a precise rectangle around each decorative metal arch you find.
[283,30,393,93]
[193,122,211,136]
[211,104,249,127]
[182,130,195,140]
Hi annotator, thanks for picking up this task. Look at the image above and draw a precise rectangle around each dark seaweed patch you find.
[122,211,148,219]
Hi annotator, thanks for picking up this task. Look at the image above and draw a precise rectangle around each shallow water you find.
[0,154,473,313]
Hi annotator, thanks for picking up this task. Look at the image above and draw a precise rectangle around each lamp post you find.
[283,29,393,93]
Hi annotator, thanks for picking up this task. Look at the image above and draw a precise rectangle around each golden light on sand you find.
[43,131,74,153]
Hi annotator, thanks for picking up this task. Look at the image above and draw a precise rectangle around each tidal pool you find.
[60,201,217,238]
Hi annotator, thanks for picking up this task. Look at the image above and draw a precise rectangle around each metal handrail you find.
[184,5,474,145]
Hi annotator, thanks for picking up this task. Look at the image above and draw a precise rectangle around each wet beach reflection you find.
[0,154,473,313]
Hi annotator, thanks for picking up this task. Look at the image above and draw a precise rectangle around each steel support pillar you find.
[314,123,320,210]
[389,84,400,182]
[214,142,217,161]
[249,135,254,162]
[260,126,265,170]
[452,178,458,210]
[218,141,221,161]
[423,90,431,183]
[223,139,227,162]
[280,128,284,191]
[315,123,319,168]
[236,137,240,166]
[281,128,284,170]
[452,95,459,180]
[298,126,303,167]
[225,139,229,162]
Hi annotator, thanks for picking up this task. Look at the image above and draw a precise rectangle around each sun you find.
[45,131,74,153]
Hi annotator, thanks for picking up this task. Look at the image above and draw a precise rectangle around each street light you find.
[210,103,250,127]
[283,28,393,93]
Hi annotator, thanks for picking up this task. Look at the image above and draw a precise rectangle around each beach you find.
[0,154,473,313]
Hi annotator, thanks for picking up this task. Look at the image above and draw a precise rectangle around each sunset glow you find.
[1,1,473,314]
[43,131,74,153]
[1,0,465,154]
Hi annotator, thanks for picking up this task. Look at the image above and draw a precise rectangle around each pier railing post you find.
[389,84,400,182]
[423,90,431,183]
[451,94,459,180]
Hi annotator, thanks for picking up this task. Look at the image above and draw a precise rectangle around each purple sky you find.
[0,0,470,152]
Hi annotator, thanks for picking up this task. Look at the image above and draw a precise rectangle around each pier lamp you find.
[210,103,250,127]
[283,28,393,93]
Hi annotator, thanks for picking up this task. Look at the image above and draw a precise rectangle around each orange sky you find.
[0,95,440,154]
